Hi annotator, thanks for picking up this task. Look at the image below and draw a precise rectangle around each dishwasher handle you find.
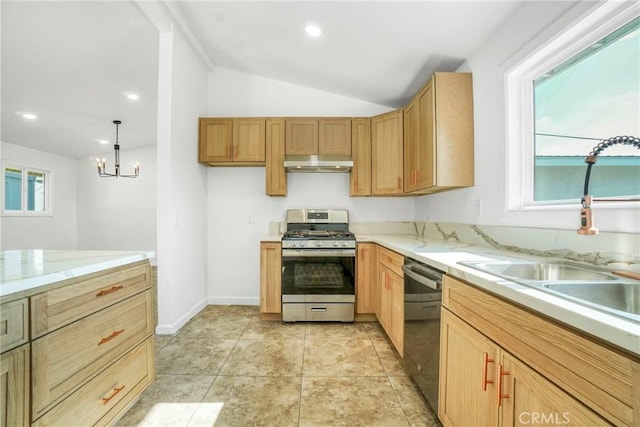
[402,263,443,291]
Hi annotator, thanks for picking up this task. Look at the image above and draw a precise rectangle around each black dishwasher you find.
[402,258,443,413]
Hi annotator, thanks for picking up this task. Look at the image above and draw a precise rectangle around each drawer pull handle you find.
[96,285,124,297]
[102,385,125,405]
[496,363,510,406]
[482,352,494,391]
[98,329,125,345]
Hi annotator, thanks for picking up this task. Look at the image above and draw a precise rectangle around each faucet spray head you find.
[577,195,598,235]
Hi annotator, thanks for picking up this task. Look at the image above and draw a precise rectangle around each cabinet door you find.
[432,73,474,189]
[319,118,351,155]
[260,242,282,314]
[416,81,435,189]
[350,118,371,196]
[233,118,265,162]
[356,243,378,314]
[403,97,418,193]
[439,308,498,427]
[0,344,30,427]
[198,118,233,163]
[499,352,608,426]
[285,119,318,155]
[389,270,404,357]
[378,266,392,334]
[265,118,287,197]
[371,110,403,195]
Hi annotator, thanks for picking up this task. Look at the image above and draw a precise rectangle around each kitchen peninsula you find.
[0,250,155,427]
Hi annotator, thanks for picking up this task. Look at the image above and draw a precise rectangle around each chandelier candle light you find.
[96,120,140,178]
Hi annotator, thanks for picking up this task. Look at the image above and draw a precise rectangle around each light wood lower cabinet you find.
[440,275,638,426]
[1,344,30,427]
[377,247,404,356]
[0,260,155,427]
[356,243,377,314]
[260,242,282,314]
[32,339,154,427]
[31,290,154,418]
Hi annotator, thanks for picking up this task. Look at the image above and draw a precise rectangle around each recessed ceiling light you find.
[305,24,322,37]
[22,113,38,120]
[98,139,109,145]
[126,93,140,101]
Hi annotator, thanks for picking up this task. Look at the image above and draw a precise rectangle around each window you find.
[506,2,640,209]
[533,17,639,202]
[2,164,51,215]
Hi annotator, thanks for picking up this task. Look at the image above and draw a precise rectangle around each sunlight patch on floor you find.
[136,402,224,427]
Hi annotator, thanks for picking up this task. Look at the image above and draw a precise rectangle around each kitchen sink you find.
[458,260,640,321]
[542,282,640,317]
[458,260,617,282]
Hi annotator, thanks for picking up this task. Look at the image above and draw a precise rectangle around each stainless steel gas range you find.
[281,209,356,322]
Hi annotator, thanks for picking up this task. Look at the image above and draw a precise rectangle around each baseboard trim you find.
[155,296,208,335]
[207,296,260,306]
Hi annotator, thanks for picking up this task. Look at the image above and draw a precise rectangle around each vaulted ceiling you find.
[1,1,521,159]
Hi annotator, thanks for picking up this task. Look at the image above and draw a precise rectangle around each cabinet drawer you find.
[31,290,153,418]
[1,298,28,353]
[33,338,153,427]
[31,261,151,338]
[379,247,404,277]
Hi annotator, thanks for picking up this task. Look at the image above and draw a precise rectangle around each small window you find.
[2,164,51,215]
[533,17,640,203]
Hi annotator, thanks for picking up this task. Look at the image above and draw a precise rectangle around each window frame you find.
[504,1,639,212]
[1,161,53,216]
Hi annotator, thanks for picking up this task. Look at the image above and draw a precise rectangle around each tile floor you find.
[116,305,440,427]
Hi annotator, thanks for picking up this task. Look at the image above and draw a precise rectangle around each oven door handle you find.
[402,263,442,290]
[282,249,356,257]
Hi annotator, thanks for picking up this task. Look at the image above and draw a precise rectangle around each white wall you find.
[155,27,209,333]
[207,67,415,304]
[76,145,156,250]
[1,142,77,249]
[415,1,639,234]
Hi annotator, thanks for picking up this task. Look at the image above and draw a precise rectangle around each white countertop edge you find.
[1,251,155,297]
[358,234,640,356]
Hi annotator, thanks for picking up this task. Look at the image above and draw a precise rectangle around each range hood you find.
[284,155,353,173]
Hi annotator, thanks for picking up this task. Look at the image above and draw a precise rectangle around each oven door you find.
[281,249,355,301]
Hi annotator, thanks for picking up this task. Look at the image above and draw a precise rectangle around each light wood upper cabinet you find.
[285,118,352,156]
[199,118,265,165]
[234,119,266,162]
[265,118,287,197]
[260,242,282,314]
[405,72,473,194]
[371,109,404,195]
[350,118,371,196]
[319,118,351,155]
[285,119,318,155]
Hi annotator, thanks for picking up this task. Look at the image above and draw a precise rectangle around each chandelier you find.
[96,120,140,178]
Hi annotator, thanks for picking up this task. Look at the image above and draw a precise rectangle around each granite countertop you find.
[354,234,639,356]
[0,250,155,298]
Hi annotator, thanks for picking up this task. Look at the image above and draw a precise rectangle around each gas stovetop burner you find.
[283,230,355,240]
